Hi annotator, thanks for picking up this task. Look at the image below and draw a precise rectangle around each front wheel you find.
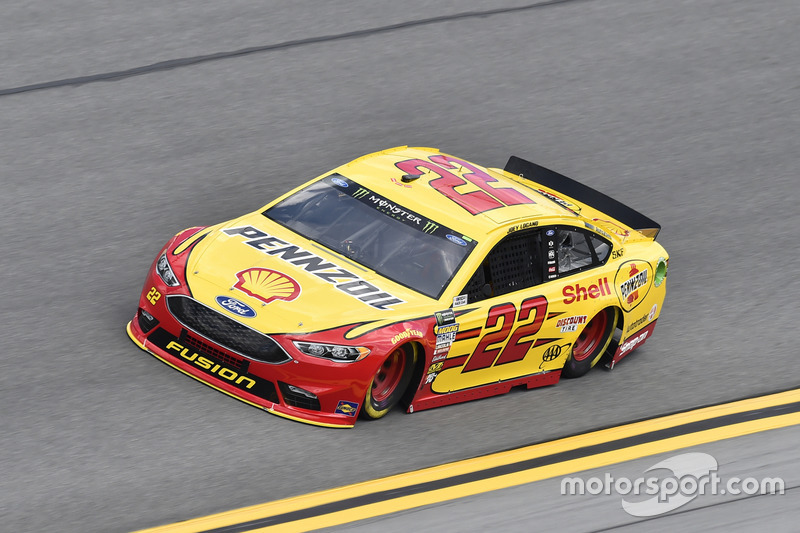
[561,308,617,379]
[361,344,417,420]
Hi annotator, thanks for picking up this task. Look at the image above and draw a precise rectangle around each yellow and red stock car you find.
[127,147,668,428]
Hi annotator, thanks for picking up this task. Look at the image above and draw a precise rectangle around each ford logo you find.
[331,177,348,188]
[546,229,555,236]
[215,296,257,318]
[446,234,467,247]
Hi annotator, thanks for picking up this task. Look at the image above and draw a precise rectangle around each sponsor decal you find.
[649,304,658,321]
[428,362,444,374]
[619,330,649,355]
[435,323,460,347]
[423,221,439,234]
[223,226,403,310]
[584,221,613,240]
[234,268,300,305]
[615,260,654,311]
[563,277,612,304]
[626,313,650,333]
[391,329,423,344]
[431,351,449,363]
[434,309,456,326]
[592,218,630,237]
[548,250,555,260]
[331,177,349,188]
[535,189,581,214]
[546,229,555,237]
[335,400,359,417]
[425,372,437,384]
[556,315,587,333]
[611,248,624,259]
[620,264,648,304]
[452,294,468,308]
[356,187,424,225]
[215,296,257,318]
[507,220,539,234]
[548,274,558,279]
[549,266,557,273]
[446,234,467,246]
[542,344,562,362]
[390,176,412,188]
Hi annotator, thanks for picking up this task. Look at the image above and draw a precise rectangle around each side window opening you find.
[460,230,542,303]
[556,227,612,276]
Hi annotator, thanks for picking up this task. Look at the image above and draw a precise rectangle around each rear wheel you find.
[561,308,617,378]
[361,344,417,419]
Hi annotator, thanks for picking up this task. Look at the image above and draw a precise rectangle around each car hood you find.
[181,214,432,333]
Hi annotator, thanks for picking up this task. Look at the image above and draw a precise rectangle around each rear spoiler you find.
[504,156,661,240]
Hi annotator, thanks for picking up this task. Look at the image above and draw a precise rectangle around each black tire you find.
[361,344,417,420]
[561,308,617,379]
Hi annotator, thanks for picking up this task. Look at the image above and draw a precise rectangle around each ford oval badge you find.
[331,177,348,188]
[446,234,467,246]
[215,296,257,318]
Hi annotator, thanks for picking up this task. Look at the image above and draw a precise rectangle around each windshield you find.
[264,175,477,299]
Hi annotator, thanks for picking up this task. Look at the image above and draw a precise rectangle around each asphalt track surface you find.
[1,1,798,531]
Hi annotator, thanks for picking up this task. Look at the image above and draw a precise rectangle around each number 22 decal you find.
[463,296,548,372]
[395,155,535,215]
[147,286,161,305]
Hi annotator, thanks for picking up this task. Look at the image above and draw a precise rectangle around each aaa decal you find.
[234,268,301,305]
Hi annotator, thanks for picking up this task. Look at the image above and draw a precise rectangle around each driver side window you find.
[460,230,542,304]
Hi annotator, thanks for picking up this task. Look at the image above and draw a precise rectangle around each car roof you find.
[334,146,579,240]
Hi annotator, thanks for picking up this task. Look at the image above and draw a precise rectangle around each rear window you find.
[264,174,477,299]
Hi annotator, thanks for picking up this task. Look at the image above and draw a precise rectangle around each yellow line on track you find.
[135,388,800,533]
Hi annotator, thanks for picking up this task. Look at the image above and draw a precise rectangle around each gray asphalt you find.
[1,1,799,532]
[328,424,800,532]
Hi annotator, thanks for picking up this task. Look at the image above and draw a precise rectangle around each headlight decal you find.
[156,253,181,287]
[292,341,370,362]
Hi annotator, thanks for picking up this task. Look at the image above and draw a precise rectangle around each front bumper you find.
[127,313,364,428]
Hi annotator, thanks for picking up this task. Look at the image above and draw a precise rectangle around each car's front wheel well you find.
[400,341,426,409]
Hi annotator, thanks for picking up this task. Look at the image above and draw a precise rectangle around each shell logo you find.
[234,268,301,305]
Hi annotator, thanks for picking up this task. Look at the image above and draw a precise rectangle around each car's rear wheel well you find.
[598,305,625,367]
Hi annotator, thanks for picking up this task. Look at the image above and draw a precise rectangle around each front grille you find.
[180,330,249,372]
[278,382,321,411]
[167,295,291,364]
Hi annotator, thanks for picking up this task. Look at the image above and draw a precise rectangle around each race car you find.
[127,146,668,428]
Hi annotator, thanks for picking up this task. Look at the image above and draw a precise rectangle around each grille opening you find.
[180,330,249,372]
[167,295,291,364]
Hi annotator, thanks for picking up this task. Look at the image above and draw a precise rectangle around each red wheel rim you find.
[572,312,608,362]
[371,349,406,403]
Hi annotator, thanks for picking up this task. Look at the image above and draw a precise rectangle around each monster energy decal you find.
[331,175,462,242]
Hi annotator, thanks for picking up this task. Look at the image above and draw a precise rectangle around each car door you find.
[429,225,612,394]
[430,228,554,393]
